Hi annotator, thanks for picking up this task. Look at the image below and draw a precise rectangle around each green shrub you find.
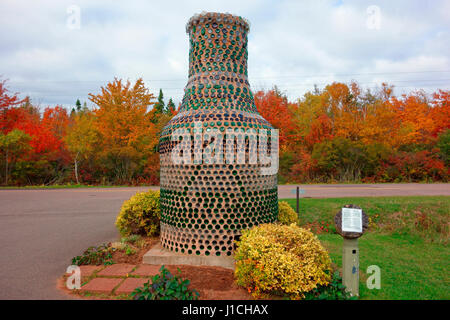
[312,137,368,181]
[120,234,145,248]
[121,234,142,244]
[115,190,160,237]
[71,244,115,266]
[125,245,136,256]
[303,271,355,300]
[234,223,331,299]
[437,129,450,166]
[131,266,199,300]
[278,201,298,225]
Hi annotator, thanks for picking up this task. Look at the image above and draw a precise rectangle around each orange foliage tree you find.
[89,78,158,183]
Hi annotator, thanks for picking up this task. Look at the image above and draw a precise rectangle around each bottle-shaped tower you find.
[159,12,278,257]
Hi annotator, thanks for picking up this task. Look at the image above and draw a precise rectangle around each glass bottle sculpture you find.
[159,12,278,257]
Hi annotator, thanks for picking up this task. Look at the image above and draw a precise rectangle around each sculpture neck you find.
[180,12,256,114]
[187,23,248,79]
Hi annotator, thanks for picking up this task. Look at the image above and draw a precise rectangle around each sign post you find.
[334,205,369,297]
[291,187,305,214]
[342,238,359,296]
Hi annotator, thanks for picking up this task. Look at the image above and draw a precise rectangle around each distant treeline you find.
[0,78,448,186]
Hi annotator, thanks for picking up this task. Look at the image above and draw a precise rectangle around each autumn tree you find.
[167,98,176,115]
[0,129,31,184]
[254,87,297,150]
[290,90,328,144]
[1,79,26,133]
[391,91,441,146]
[430,90,450,137]
[65,111,99,184]
[89,78,157,183]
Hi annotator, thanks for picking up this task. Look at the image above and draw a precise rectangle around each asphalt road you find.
[0,183,448,299]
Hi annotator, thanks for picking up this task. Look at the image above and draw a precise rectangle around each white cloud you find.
[0,0,448,108]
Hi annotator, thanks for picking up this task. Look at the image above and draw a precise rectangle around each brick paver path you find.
[66,263,251,299]
[75,264,160,295]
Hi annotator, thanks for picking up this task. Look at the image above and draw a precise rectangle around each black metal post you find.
[296,186,299,214]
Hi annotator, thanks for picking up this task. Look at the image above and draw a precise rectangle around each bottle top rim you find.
[186,11,250,34]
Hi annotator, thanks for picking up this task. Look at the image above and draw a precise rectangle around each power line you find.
[250,70,450,80]
[16,85,450,97]
[7,70,450,84]
[17,77,450,92]
[10,76,450,98]
[262,78,450,88]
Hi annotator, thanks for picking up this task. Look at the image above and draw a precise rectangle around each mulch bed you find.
[110,237,158,265]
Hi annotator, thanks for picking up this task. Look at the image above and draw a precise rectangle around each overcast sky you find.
[1,0,449,109]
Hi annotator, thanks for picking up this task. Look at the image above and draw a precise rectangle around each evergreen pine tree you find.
[75,99,82,112]
[154,89,165,114]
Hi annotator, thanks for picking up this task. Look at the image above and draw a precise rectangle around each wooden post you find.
[342,238,359,296]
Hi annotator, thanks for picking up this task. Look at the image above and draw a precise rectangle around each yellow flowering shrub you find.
[278,201,299,225]
[115,190,160,237]
[234,223,332,299]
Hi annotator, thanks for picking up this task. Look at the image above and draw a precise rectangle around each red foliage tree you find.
[254,88,297,150]
[304,114,333,150]
[0,79,26,133]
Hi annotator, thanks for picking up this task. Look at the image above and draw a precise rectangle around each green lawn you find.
[281,196,450,300]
